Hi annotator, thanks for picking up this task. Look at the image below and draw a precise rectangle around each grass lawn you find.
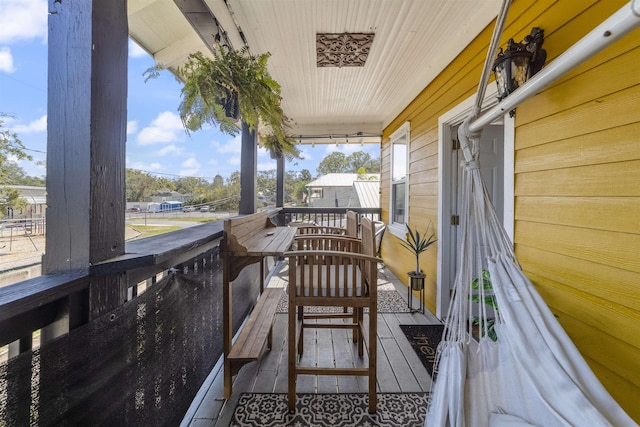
[128,225,182,240]
[159,217,217,223]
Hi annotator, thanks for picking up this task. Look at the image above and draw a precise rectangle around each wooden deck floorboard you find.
[184,263,441,427]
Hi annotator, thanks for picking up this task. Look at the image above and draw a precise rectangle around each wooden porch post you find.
[275,153,285,224]
[44,0,127,319]
[276,153,285,208]
[239,121,257,214]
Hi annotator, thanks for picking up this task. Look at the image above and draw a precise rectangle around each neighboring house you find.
[306,173,379,208]
[379,0,638,415]
[1,185,47,219]
[145,189,194,204]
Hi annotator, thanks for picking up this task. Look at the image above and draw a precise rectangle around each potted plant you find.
[147,45,299,159]
[400,222,437,290]
[471,269,498,341]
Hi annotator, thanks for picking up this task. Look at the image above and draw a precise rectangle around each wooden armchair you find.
[291,210,360,238]
[285,217,380,414]
[294,224,348,236]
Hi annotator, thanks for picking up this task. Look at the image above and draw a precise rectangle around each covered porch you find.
[1,0,638,425]
[186,257,440,426]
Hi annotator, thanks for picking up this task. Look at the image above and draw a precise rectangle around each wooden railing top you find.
[90,221,224,275]
[0,271,87,324]
[282,207,380,214]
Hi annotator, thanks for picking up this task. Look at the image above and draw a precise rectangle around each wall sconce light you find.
[492,27,546,115]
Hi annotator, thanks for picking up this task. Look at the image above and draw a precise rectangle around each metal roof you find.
[306,173,380,188]
[353,180,380,209]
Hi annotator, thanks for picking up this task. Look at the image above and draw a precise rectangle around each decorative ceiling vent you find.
[316,33,375,68]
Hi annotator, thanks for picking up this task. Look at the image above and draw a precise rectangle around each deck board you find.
[186,263,441,426]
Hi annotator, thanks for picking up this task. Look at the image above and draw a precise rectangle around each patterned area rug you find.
[275,289,411,314]
[399,324,444,377]
[230,393,429,426]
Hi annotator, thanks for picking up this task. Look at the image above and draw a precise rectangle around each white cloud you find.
[0,47,15,73]
[137,111,184,145]
[211,135,242,154]
[128,39,148,58]
[181,157,200,168]
[127,121,138,135]
[11,115,46,133]
[127,160,162,172]
[258,161,276,171]
[179,158,201,176]
[324,143,361,156]
[0,0,47,44]
[156,144,184,157]
[257,146,271,158]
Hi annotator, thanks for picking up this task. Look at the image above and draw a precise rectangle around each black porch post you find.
[276,154,285,208]
[44,0,127,316]
[239,121,257,214]
[275,153,285,225]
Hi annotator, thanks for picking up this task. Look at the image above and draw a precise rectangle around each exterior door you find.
[449,124,504,297]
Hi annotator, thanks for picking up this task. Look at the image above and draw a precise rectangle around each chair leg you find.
[368,305,377,414]
[352,308,359,343]
[288,299,297,413]
[297,306,304,356]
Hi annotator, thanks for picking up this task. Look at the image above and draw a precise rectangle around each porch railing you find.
[0,220,241,425]
[0,207,381,425]
[280,206,381,227]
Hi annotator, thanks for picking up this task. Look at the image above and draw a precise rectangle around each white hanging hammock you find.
[425,2,639,426]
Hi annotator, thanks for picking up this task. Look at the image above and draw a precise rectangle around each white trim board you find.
[436,87,514,318]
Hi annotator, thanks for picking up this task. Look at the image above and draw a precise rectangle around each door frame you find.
[436,88,515,318]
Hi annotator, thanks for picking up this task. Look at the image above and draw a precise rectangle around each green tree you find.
[347,151,373,172]
[316,152,349,175]
[288,170,312,204]
[174,176,210,195]
[126,169,160,202]
[0,187,29,217]
[0,161,45,186]
[1,115,34,218]
[298,169,313,181]
[316,151,381,175]
[0,115,32,180]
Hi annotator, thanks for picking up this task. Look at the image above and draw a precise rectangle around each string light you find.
[291,132,382,145]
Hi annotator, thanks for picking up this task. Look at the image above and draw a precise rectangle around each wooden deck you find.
[182,262,441,426]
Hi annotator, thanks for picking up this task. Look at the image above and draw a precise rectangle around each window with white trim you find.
[388,122,410,237]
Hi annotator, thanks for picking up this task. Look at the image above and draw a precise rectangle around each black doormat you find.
[399,324,445,377]
[230,392,429,426]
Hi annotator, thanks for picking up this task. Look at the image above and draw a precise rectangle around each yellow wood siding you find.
[380,0,639,420]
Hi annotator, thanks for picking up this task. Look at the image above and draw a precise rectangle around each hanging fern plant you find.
[174,45,299,159]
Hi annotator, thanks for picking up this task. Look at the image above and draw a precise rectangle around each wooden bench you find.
[222,210,297,398]
[227,287,282,369]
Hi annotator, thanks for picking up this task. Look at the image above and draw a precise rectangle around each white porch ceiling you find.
[128,0,501,141]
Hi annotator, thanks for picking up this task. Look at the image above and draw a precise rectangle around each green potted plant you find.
[400,222,437,290]
[471,269,498,341]
[148,45,299,159]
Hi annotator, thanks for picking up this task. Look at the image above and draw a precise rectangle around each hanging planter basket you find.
[222,93,240,121]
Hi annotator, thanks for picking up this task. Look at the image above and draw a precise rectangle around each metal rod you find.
[475,0,512,111]
[469,1,640,133]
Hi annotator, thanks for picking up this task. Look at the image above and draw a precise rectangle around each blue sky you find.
[0,0,379,182]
